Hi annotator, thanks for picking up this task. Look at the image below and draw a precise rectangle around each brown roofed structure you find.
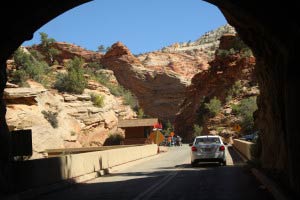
[118,118,158,128]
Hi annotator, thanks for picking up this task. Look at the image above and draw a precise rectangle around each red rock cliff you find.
[174,35,256,140]
[101,42,192,121]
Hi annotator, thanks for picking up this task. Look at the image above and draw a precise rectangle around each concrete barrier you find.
[233,139,254,160]
[12,144,158,193]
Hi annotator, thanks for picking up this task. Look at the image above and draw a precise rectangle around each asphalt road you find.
[31,145,274,200]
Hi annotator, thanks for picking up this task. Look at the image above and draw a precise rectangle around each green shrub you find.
[241,48,253,58]
[232,96,258,133]
[227,80,243,97]
[231,104,240,115]
[216,127,224,134]
[216,49,230,58]
[103,133,124,146]
[216,48,236,58]
[231,36,249,51]
[54,57,87,94]
[11,48,50,85]
[226,95,232,103]
[217,36,253,59]
[162,120,174,136]
[123,90,138,110]
[204,97,222,117]
[108,84,125,96]
[97,45,106,53]
[11,70,28,86]
[94,73,110,86]
[29,49,45,61]
[88,62,104,70]
[70,131,76,136]
[42,110,58,128]
[90,93,105,108]
[137,108,145,119]
[39,32,61,63]
[193,124,203,137]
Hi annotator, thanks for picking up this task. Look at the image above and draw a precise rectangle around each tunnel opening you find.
[0,0,299,198]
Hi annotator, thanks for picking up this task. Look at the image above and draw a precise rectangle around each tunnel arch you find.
[1,0,299,197]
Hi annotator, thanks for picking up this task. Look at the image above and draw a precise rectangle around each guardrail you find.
[44,144,144,157]
[232,139,254,160]
[12,144,158,193]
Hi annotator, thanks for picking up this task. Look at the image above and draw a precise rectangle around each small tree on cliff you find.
[39,32,61,63]
[193,124,203,137]
[97,45,106,53]
[161,120,174,136]
[204,97,222,117]
[11,47,49,85]
[54,57,87,94]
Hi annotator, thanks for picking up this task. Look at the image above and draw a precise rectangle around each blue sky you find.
[23,0,227,54]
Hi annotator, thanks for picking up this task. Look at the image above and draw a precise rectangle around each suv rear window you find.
[195,137,221,144]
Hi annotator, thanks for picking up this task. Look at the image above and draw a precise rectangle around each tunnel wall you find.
[206,0,300,197]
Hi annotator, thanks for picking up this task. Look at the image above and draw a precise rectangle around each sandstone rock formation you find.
[102,42,199,121]
[161,24,236,60]
[29,42,103,64]
[5,80,136,159]
[174,34,256,141]
[137,50,209,79]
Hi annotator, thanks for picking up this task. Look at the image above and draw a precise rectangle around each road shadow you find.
[27,166,274,200]
[175,163,221,168]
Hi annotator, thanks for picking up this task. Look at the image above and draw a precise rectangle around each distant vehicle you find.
[240,131,258,142]
[175,136,182,146]
[190,135,226,166]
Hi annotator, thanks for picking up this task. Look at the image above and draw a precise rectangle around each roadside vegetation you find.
[232,96,257,133]
[54,57,86,94]
[39,32,61,64]
[216,36,253,59]
[9,32,142,122]
[103,133,124,145]
[195,81,258,140]
[41,110,58,128]
[204,97,222,117]
[90,93,105,108]
[193,124,203,138]
[10,47,50,86]
[162,120,174,136]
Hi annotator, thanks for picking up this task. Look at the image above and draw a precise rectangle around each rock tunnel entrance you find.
[0,0,299,198]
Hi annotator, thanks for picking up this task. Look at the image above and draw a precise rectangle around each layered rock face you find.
[4,80,135,159]
[161,24,236,60]
[137,50,209,79]
[102,42,204,121]
[174,35,256,141]
[29,42,103,64]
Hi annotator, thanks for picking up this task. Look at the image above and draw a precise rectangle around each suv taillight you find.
[191,146,197,152]
[219,146,225,151]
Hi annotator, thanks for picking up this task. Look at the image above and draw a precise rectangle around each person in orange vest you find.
[167,136,172,147]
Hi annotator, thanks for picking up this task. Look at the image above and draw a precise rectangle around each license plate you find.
[203,148,211,152]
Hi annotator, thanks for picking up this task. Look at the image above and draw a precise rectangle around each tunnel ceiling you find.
[0,0,91,63]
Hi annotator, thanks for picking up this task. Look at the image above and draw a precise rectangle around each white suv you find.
[190,135,226,166]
